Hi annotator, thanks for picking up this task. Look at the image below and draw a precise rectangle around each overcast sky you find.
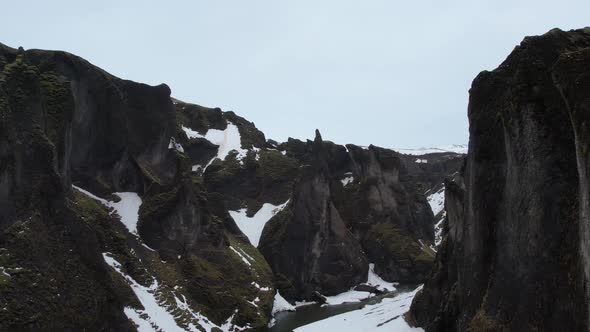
[2,1,589,148]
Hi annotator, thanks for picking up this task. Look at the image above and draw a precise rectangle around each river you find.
[269,284,420,332]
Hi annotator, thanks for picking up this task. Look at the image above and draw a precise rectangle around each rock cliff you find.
[410,27,590,332]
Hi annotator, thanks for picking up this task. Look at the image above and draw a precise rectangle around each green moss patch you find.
[177,234,274,329]
[365,223,435,274]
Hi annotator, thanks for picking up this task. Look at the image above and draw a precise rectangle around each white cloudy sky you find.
[2,1,589,148]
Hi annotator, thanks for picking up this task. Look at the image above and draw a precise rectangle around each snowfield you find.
[294,286,424,332]
[229,200,290,247]
[393,144,467,155]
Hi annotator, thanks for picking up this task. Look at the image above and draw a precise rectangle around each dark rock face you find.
[0,44,274,330]
[336,145,437,282]
[410,28,590,332]
[259,131,368,300]
[398,152,465,195]
[259,131,444,300]
[138,180,226,260]
[0,45,136,331]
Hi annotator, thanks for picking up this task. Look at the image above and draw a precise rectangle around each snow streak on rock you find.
[229,246,253,267]
[427,185,446,247]
[103,253,217,332]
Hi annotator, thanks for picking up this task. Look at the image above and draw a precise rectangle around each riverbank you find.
[270,285,423,332]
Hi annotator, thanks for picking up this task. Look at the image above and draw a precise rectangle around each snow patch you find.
[168,137,185,153]
[229,200,289,247]
[246,297,261,308]
[341,172,354,186]
[109,193,143,234]
[415,159,427,164]
[427,186,445,217]
[321,263,396,305]
[251,281,271,292]
[73,185,142,235]
[182,122,248,170]
[323,290,374,305]
[272,291,296,315]
[295,286,424,332]
[365,263,396,292]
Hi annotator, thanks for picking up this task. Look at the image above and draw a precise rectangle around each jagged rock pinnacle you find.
[314,129,323,143]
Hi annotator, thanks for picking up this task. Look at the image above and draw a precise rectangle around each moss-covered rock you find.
[204,149,299,214]
[173,233,274,329]
[259,132,368,301]
[365,223,434,282]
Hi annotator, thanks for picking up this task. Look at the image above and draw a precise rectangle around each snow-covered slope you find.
[295,286,424,332]
[229,200,290,247]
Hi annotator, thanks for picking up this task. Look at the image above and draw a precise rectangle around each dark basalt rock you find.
[259,133,440,294]
[259,131,369,300]
[0,46,136,331]
[354,284,384,294]
[258,128,447,300]
[410,28,590,332]
[0,44,274,330]
[333,144,436,282]
[398,152,465,195]
[138,179,226,260]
